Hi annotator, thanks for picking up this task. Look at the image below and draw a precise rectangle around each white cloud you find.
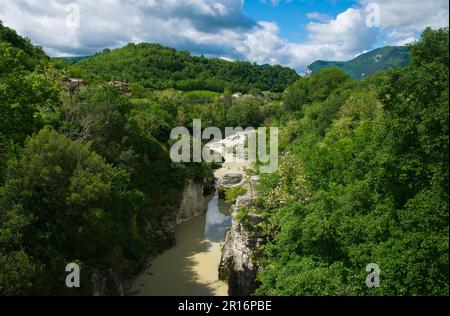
[359,0,449,44]
[307,8,377,59]
[306,12,331,22]
[260,0,292,6]
[0,0,448,70]
[235,12,377,70]
[0,0,253,56]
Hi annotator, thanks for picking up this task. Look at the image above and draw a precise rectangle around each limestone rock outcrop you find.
[219,194,267,296]
[217,173,244,198]
[176,181,208,224]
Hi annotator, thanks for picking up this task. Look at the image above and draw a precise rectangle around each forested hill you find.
[309,46,411,79]
[1,22,213,295]
[1,18,448,296]
[67,42,300,92]
[56,56,90,63]
[0,21,48,69]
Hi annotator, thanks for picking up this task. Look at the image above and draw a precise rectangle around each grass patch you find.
[225,187,248,203]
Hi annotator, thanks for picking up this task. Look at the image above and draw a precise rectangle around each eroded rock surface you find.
[219,195,267,296]
[176,181,208,224]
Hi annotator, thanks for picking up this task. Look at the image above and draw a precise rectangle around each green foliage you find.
[61,86,200,219]
[130,97,176,143]
[0,43,60,144]
[225,187,248,203]
[309,46,411,79]
[233,207,254,230]
[68,43,299,93]
[0,25,214,295]
[183,90,220,103]
[55,56,90,64]
[0,127,134,295]
[1,21,447,296]
[0,21,48,70]
[62,86,136,168]
[226,97,265,128]
[0,133,7,183]
[1,21,61,183]
[408,27,449,67]
[257,28,449,296]
[284,68,350,113]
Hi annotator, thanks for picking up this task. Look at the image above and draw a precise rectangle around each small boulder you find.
[217,173,244,199]
[218,174,243,187]
[235,195,255,208]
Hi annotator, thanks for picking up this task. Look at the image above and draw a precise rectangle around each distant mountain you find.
[308,46,411,79]
[67,43,300,93]
[56,56,91,63]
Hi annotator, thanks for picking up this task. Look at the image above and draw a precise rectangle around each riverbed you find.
[128,132,253,296]
[128,189,231,296]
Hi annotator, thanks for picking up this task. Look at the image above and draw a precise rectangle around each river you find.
[128,132,252,296]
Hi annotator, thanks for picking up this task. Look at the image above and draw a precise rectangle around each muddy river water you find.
[128,190,231,296]
[128,132,253,296]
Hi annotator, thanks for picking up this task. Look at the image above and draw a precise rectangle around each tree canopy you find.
[0,21,448,296]
[256,27,449,296]
[67,43,299,93]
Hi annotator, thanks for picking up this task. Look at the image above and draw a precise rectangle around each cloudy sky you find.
[0,0,448,70]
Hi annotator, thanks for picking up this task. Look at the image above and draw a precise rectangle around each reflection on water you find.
[205,190,232,242]
[128,189,231,296]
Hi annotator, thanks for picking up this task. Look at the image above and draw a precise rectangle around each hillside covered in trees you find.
[309,46,411,79]
[255,28,449,295]
[0,22,214,295]
[66,43,300,93]
[0,18,448,297]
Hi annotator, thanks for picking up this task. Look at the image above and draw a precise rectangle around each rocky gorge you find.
[219,193,268,296]
[209,131,268,296]
[123,131,267,296]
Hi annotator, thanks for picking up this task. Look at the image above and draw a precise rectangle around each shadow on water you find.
[129,190,231,296]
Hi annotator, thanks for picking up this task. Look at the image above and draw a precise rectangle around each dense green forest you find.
[0,21,284,295]
[0,19,448,296]
[66,43,300,93]
[309,46,411,79]
[255,28,449,295]
[0,22,214,295]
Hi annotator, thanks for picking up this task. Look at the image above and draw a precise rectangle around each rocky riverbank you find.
[112,131,266,297]
[219,194,268,296]
[208,131,269,296]
[93,177,213,296]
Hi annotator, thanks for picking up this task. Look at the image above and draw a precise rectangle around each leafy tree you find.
[0,127,135,295]
[284,68,349,112]
[0,133,7,182]
[226,97,265,128]
[67,42,299,93]
[408,27,449,67]
[256,28,449,296]
[0,42,60,144]
[0,21,48,69]
[284,78,311,112]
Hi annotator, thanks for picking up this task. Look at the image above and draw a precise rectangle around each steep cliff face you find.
[92,270,124,296]
[95,179,211,296]
[219,195,267,296]
[176,180,209,224]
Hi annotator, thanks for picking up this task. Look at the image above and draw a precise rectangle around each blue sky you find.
[244,0,358,42]
[0,0,448,71]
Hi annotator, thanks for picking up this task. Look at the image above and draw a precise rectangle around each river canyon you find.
[128,132,255,296]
